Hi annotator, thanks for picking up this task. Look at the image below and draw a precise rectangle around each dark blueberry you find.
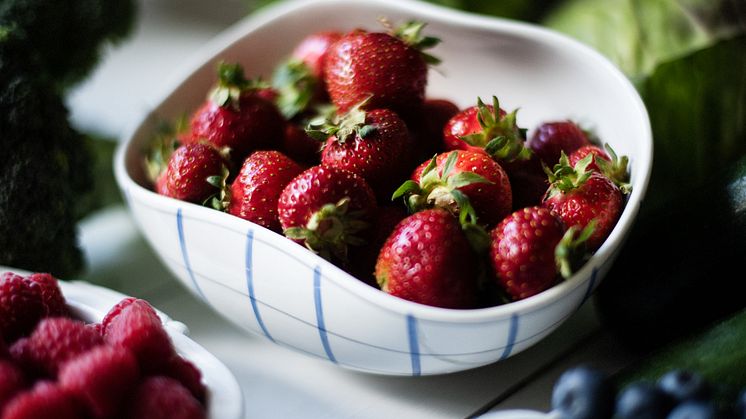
[615,382,672,419]
[551,366,613,419]
[658,370,711,403]
[667,400,720,419]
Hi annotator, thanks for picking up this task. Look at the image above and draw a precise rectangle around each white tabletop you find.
[70,1,639,417]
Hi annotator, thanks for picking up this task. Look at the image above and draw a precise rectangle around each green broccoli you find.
[0,0,136,277]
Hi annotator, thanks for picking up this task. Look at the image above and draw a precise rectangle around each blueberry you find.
[551,366,613,419]
[658,370,711,403]
[667,400,720,419]
[615,382,672,419]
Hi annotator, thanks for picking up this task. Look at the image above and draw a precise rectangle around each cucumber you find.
[595,154,746,350]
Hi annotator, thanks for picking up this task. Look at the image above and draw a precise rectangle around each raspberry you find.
[0,360,26,411]
[10,317,103,377]
[100,297,137,334]
[162,355,207,404]
[125,376,206,419]
[0,272,45,342]
[24,273,68,317]
[59,345,140,419]
[103,299,175,373]
[1,381,83,419]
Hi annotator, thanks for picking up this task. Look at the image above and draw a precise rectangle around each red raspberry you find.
[2,381,83,419]
[162,355,207,404]
[100,297,137,334]
[103,299,175,373]
[10,317,103,377]
[125,376,206,419]
[0,360,26,411]
[0,272,45,342]
[24,273,68,317]
[59,345,140,419]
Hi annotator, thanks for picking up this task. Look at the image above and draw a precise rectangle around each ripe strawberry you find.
[308,104,413,199]
[375,209,480,309]
[0,360,26,410]
[291,31,343,80]
[278,165,377,263]
[489,206,591,300]
[2,381,83,419]
[396,150,512,227]
[347,205,407,286]
[227,150,304,232]
[568,143,631,190]
[543,153,625,250]
[59,345,140,419]
[528,120,590,166]
[10,317,103,377]
[189,62,284,163]
[103,299,175,374]
[24,273,67,317]
[161,355,207,404]
[0,272,45,342]
[159,142,228,205]
[323,21,439,116]
[282,122,321,164]
[501,153,549,210]
[408,98,459,162]
[125,376,206,419]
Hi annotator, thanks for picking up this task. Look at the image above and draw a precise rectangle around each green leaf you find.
[446,172,493,189]
[441,151,459,178]
[391,180,422,200]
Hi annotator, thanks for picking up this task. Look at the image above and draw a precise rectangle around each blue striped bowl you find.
[114,0,652,376]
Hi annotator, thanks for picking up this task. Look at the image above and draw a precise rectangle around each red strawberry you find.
[0,360,26,410]
[323,21,439,116]
[227,150,304,232]
[291,31,343,80]
[282,122,321,164]
[568,143,631,190]
[409,98,459,162]
[542,153,626,250]
[489,206,591,300]
[103,299,175,374]
[59,345,140,419]
[24,273,67,317]
[375,209,480,308]
[161,355,207,404]
[308,104,413,199]
[347,205,407,286]
[159,142,228,205]
[2,381,82,419]
[501,153,549,210]
[125,376,205,419]
[0,272,45,342]
[10,317,103,377]
[528,120,590,166]
[278,165,377,263]
[189,62,284,163]
[397,150,512,227]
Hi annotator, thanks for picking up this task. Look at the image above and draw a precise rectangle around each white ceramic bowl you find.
[0,267,244,419]
[114,0,652,376]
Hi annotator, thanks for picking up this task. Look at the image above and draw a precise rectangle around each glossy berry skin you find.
[490,207,565,300]
[442,104,506,152]
[228,150,304,232]
[375,209,479,309]
[321,108,413,200]
[2,381,82,419]
[667,401,720,419]
[528,121,590,166]
[568,144,610,173]
[160,142,225,204]
[25,273,67,317]
[0,272,45,342]
[291,30,342,81]
[324,30,428,115]
[657,370,711,404]
[551,366,614,419]
[543,172,622,251]
[125,376,206,419]
[615,382,672,419]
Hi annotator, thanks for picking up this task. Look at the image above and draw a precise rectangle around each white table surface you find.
[69,1,640,417]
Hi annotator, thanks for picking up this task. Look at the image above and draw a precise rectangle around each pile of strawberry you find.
[145,20,631,309]
[0,272,207,419]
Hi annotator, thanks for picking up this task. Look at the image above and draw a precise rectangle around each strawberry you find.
[189,62,285,163]
[323,21,439,116]
[125,376,205,419]
[347,205,407,287]
[282,122,322,164]
[568,143,631,190]
[408,98,459,162]
[291,31,343,81]
[542,153,626,250]
[10,317,103,377]
[528,120,590,166]
[278,165,377,263]
[159,142,229,205]
[0,272,45,342]
[2,381,83,419]
[226,150,304,232]
[501,154,549,210]
[308,103,413,199]
[0,360,26,410]
[24,273,67,317]
[103,298,175,374]
[161,355,207,404]
[375,209,480,309]
[395,150,512,227]
[489,206,592,300]
[59,345,140,419]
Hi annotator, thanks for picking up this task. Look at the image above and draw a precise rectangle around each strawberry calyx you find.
[545,151,594,199]
[462,96,531,162]
[596,143,632,194]
[271,59,318,120]
[203,164,231,211]
[555,220,596,279]
[208,62,270,109]
[378,18,441,65]
[305,100,376,144]
[144,116,189,184]
[283,197,369,262]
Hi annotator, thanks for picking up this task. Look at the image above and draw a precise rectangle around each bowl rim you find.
[114,0,653,324]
